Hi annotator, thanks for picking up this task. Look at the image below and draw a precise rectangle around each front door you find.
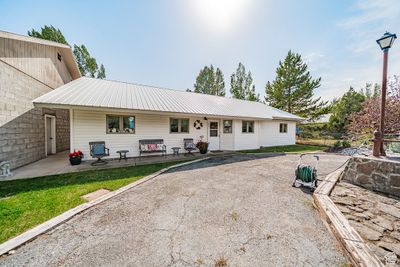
[45,116,56,156]
[208,120,220,151]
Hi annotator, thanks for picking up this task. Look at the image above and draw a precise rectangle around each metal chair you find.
[184,138,196,155]
[89,141,110,165]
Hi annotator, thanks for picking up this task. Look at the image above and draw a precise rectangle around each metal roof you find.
[33,77,303,121]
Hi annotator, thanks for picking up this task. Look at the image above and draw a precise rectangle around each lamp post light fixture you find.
[373,32,397,157]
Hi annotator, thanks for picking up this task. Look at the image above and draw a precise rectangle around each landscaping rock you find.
[378,241,400,256]
[332,181,400,263]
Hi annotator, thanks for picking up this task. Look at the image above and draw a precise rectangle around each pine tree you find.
[265,50,327,118]
[194,65,225,96]
[230,63,260,101]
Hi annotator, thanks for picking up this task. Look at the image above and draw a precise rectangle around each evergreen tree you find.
[265,50,327,118]
[329,87,366,132]
[230,63,260,101]
[28,25,68,45]
[194,65,225,96]
[28,25,106,79]
[73,44,106,79]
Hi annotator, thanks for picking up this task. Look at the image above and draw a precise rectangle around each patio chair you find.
[89,141,110,165]
[184,138,196,155]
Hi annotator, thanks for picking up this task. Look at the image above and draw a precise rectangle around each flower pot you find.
[197,142,209,154]
[69,157,82,165]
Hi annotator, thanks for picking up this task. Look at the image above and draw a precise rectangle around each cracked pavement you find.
[0,153,347,266]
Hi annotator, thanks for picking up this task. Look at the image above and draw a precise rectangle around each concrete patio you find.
[6,150,237,180]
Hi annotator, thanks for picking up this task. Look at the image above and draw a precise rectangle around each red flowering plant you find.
[69,150,83,159]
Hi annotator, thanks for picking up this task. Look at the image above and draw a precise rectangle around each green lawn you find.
[240,144,327,154]
[0,160,187,244]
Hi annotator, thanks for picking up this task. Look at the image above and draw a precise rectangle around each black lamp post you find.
[373,32,397,157]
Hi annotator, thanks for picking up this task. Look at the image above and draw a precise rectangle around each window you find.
[106,115,135,133]
[223,120,232,133]
[279,123,288,133]
[57,53,62,61]
[170,118,189,133]
[242,121,254,133]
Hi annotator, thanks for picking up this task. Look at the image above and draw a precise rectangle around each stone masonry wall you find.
[0,60,70,169]
[342,156,400,198]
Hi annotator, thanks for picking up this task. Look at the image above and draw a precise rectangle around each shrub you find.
[341,140,351,148]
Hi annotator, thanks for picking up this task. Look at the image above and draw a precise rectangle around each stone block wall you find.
[342,156,400,198]
[0,60,70,169]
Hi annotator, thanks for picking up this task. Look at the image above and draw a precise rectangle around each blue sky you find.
[1,0,399,100]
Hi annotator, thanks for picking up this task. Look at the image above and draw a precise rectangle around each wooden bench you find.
[139,139,167,158]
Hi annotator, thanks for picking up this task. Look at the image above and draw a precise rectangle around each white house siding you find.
[72,110,208,159]
[258,120,296,147]
[232,119,260,150]
[72,110,298,159]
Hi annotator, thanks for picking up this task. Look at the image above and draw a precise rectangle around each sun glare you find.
[187,0,253,34]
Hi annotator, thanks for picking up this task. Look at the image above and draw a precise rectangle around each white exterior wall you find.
[72,109,208,159]
[232,119,260,150]
[258,120,296,147]
[71,110,297,159]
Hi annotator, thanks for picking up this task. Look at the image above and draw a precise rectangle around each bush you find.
[341,140,351,148]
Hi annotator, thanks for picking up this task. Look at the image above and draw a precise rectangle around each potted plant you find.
[69,150,83,165]
[196,135,209,154]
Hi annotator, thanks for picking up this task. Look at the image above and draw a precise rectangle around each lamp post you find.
[373,32,397,157]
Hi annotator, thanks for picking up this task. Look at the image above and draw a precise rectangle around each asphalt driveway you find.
[0,153,348,266]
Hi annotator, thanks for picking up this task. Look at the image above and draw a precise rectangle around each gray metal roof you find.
[33,77,302,120]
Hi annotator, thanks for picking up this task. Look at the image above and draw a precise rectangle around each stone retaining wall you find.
[342,156,400,198]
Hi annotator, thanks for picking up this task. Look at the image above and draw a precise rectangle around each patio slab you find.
[4,150,236,181]
[0,153,348,266]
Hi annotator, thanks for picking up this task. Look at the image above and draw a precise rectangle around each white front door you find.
[208,120,220,151]
[45,115,56,156]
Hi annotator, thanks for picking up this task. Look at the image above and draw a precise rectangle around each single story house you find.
[33,77,302,160]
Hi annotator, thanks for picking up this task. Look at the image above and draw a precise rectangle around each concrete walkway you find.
[6,150,234,180]
[0,154,348,266]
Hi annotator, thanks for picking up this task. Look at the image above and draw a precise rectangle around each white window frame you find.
[106,115,136,134]
[242,120,255,133]
[223,120,233,134]
[170,118,190,134]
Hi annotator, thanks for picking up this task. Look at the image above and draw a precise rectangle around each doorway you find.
[208,120,220,151]
[45,115,56,156]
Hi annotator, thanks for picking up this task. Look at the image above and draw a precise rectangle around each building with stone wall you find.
[0,30,80,169]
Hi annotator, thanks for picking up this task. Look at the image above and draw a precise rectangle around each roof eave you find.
[33,102,280,120]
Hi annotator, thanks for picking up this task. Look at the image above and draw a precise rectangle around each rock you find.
[353,223,382,241]
[348,206,366,213]
[353,212,372,220]
[337,206,351,214]
[368,244,390,259]
[357,162,376,175]
[362,220,385,233]
[391,231,400,242]
[389,174,400,188]
[378,241,400,256]
[377,202,400,219]
[371,217,394,231]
